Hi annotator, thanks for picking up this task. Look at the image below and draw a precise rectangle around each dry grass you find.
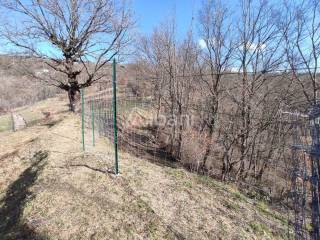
[0,115,12,132]
[0,97,292,240]
[0,96,67,132]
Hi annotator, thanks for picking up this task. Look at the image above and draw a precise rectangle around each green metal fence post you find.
[112,58,119,175]
[81,88,85,151]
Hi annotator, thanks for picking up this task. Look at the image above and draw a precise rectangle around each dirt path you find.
[0,98,290,240]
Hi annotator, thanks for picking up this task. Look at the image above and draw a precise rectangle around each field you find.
[0,102,49,132]
[0,97,291,239]
[0,115,12,132]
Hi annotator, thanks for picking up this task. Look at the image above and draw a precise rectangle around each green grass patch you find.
[232,191,247,202]
[256,201,287,225]
[306,223,313,233]
[223,201,240,211]
[0,109,47,132]
[197,176,249,204]
[165,168,185,180]
[249,222,272,236]
[0,114,12,132]
[165,168,194,190]
[147,221,159,238]
[0,110,44,132]
[136,198,155,214]
[196,175,227,191]
[183,180,193,188]
[18,109,44,126]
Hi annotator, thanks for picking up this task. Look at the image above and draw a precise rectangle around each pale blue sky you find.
[0,0,211,54]
[132,0,200,38]
[1,0,317,68]
[131,0,238,39]
[0,0,210,55]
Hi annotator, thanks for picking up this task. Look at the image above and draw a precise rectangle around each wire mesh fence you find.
[81,87,161,164]
[283,103,320,240]
[78,60,320,239]
[80,60,159,175]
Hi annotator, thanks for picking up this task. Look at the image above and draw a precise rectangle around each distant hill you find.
[0,54,143,114]
[0,55,62,113]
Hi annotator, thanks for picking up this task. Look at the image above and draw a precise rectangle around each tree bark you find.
[67,84,79,112]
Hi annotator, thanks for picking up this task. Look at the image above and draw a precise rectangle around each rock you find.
[11,112,27,131]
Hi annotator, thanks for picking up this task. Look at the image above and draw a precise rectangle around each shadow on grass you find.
[0,151,49,240]
[41,119,63,128]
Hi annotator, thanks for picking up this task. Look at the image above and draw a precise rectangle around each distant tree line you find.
[135,0,320,200]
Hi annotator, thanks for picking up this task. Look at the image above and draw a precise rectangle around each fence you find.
[281,102,320,240]
[79,60,320,239]
[80,59,157,175]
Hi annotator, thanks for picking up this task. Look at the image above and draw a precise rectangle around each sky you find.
[0,0,207,54]
[2,0,314,63]
[131,0,243,38]
[132,0,201,39]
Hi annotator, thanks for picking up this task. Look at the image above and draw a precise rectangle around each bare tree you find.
[138,18,197,160]
[1,0,133,111]
[279,1,320,237]
[197,0,234,171]
[219,0,286,181]
[280,0,320,104]
[138,26,168,118]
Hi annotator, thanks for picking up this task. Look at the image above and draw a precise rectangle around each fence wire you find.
[79,63,320,239]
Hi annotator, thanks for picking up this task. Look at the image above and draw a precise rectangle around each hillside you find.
[0,97,291,240]
[0,55,62,112]
[0,54,138,114]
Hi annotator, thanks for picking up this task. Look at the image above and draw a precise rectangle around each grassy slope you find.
[0,97,291,240]
[0,101,49,132]
[0,115,11,132]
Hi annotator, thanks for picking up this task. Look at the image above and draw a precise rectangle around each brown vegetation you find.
[134,0,320,204]
[0,97,290,239]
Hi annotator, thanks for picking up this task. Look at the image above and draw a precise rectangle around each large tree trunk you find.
[66,69,81,112]
[67,84,79,112]
[68,88,76,112]
[201,99,218,171]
